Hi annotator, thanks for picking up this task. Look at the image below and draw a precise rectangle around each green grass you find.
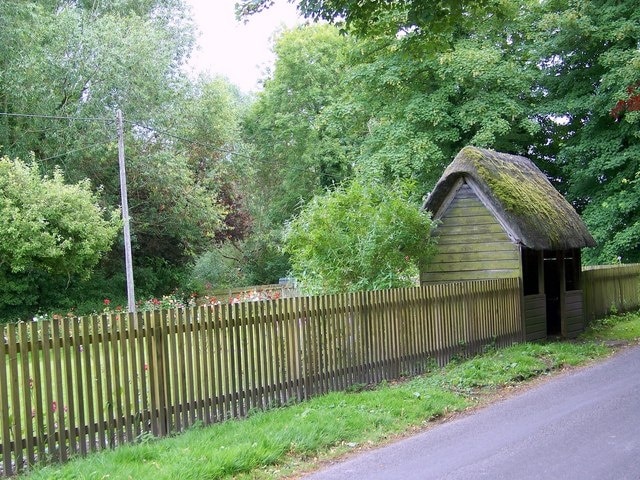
[21,311,640,480]
[581,311,640,341]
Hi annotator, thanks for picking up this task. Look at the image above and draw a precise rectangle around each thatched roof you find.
[422,146,596,250]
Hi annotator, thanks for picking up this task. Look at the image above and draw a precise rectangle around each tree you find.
[325,31,539,191]
[531,0,640,264]
[236,0,517,41]
[173,76,253,244]
[236,25,356,284]
[242,25,355,227]
[0,1,244,299]
[284,180,437,293]
[0,156,120,321]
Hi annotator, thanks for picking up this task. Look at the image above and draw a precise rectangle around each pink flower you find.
[52,401,57,413]
[103,298,111,306]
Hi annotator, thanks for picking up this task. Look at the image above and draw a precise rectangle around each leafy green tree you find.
[0,1,246,299]
[531,0,640,263]
[284,180,437,293]
[174,76,253,244]
[0,156,120,321]
[236,0,517,41]
[236,25,356,284]
[242,25,355,227]
[327,32,539,190]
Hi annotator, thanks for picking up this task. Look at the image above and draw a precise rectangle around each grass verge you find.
[22,311,640,480]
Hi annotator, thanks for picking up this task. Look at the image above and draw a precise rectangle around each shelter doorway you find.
[544,253,562,335]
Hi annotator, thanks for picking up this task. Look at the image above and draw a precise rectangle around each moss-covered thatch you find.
[423,146,596,250]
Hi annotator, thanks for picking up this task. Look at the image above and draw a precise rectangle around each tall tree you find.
[242,25,355,227]
[0,1,243,301]
[236,0,517,41]
[325,29,539,191]
[532,0,640,263]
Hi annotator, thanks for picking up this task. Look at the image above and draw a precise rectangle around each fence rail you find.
[0,278,522,475]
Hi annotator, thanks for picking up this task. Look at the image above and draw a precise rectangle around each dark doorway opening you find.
[544,253,561,335]
[522,248,540,296]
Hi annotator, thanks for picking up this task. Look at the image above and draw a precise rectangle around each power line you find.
[0,110,253,160]
[128,120,253,160]
[38,140,114,163]
[0,111,112,122]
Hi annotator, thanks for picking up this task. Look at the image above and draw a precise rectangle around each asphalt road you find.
[304,344,640,480]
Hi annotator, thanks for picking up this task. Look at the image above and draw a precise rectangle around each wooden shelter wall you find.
[523,294,547,341]
[422,185,520,283]
[565,290,585,338]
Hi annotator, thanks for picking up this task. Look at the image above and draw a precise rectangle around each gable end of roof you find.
[422,146,596,250]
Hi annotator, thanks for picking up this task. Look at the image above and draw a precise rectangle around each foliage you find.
[530,0,640,264]
[241,25,355,227]
[327,33,538,190]
[0,156,120,322]
[174,76,253,244]
[238,25,357,283]
[236,0,517,41]
[582,311,640,342]
[189,244,249,290]
[0,1,248,310]
[284,180,436,294]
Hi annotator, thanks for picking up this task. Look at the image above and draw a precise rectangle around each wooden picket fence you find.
[583,263,640,322]
[0,278,522,475]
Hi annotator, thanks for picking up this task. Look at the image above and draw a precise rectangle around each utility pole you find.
[117,109,136,312]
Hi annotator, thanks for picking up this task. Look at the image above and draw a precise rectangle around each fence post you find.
[148,310,169,437]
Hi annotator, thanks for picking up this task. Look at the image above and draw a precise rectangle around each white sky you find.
[184,0,303,93]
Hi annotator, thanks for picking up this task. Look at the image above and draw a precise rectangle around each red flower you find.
[103,298,111,306]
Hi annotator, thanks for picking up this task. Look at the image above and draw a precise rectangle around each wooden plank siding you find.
[565,290,585,338]
[0,279,522,476]
[523,294,546,341]
[422,184,520,284]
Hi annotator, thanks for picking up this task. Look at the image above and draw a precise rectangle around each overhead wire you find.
[0,111,113,122]
[0,110,253,161]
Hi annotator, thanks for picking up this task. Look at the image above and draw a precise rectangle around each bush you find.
[0,157,120,322]
[284,180,437,294]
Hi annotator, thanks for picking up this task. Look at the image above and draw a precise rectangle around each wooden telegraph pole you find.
[116,109,136,312]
